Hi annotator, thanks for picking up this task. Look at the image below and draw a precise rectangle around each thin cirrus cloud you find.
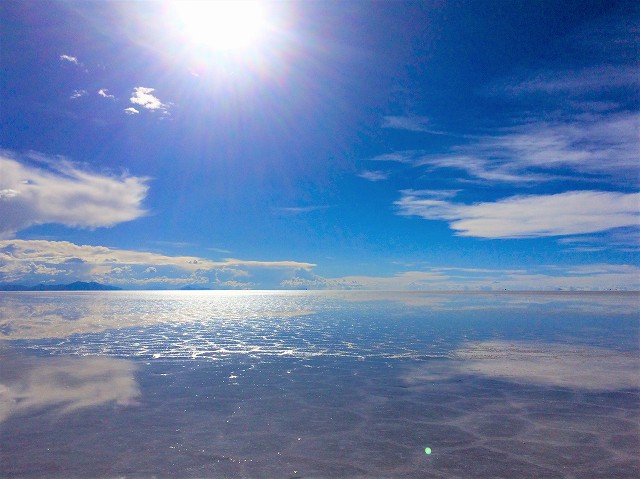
[381,115,447,134]
[499,65,640,96]
[370,111,639,184]
[357,170,389,182]
[282,263,640,291]
[0,153,148,238]
[70,89,88,99]
[273,205,331,214]
[395,190,640,239]
[558,229,640,253]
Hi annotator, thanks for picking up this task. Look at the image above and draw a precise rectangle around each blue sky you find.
[1,0,638,290]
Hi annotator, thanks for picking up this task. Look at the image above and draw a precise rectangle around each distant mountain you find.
[0,281,122,291]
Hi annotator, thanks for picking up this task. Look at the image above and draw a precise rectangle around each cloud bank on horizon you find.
[0,1,637,290]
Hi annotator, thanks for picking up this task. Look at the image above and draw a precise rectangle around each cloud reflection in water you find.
[403,340,640,391]
[0,349,139,423]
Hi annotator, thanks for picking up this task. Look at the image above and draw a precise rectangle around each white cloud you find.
[373,112,639,184]
[557,228,640,252]
[0,189,19,199]
[400,189,460,200]
[98,88,115,99]
[283,263,640,292]
[395,190,640,238]
[59,54,79,64]
[0,239,315,287]
[0,153,148,238]
[70,89,88,99]
[130,87,168,112]
[2,238,636,291]
[357,170,389,182]
[273,205,330,214]
[368,151,420,164]
[283,270,449,290]
[124,107,140,115]
[382,115,444,134]
[502,65,639,95]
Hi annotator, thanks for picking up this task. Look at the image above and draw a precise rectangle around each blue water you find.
[1,291,639,478]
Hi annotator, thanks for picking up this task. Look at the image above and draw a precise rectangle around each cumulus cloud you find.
[97,88,115,99]
[0,153,148,238]
[59,54,79,64]
[124,107,139,115]
[0,239,315,287]
[130,87,169,113]
[395,190,640,238]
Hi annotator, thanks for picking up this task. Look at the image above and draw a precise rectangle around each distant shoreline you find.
[0,285,637,294]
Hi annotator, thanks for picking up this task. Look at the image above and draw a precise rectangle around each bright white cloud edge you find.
[0,239,315,288]
[0,154,148,238]
[395,190,640,238]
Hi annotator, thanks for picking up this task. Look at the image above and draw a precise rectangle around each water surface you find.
[1,291,638,478]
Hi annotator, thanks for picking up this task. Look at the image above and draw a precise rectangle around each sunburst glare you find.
[170,0,270,52]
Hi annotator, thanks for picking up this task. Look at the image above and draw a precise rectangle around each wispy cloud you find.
[0,152,148,238]
[501,65,639,95]
[59,54,79,64]
[130,87,169,113]
[97,88,115,99]
[382,115,446,134]
[70,89,88,99]
[283,270,449,290]
[124,107,140,115]
[357,170,389,182]
[368,151,418,164]
[207,246,232,254]
[395,190,640,238]
[558,228,640,253]
[283,263,640,291]
[273,205,330,214]
[371,112,639,184]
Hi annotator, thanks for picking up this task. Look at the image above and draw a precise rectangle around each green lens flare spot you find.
[424,447,432,455]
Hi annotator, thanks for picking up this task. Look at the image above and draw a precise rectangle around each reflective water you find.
[1,291,638,478]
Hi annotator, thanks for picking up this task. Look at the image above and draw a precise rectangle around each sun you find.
[171,1,270,52]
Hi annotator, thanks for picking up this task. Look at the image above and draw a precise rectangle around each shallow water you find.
[1,291,639,478]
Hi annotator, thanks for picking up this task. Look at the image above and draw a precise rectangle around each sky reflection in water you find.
[0,291,638,478]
